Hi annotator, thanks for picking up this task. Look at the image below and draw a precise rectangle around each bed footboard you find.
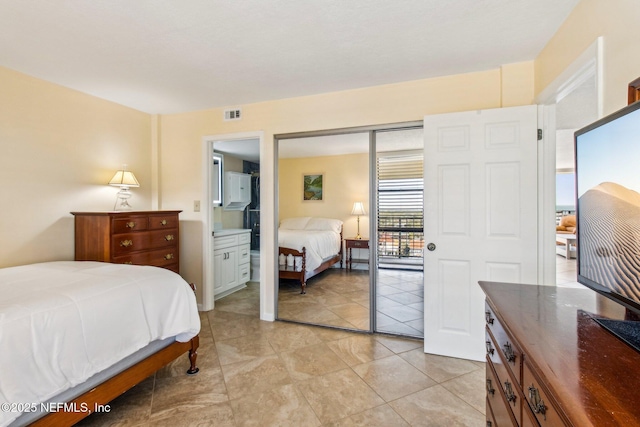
[279,246,307,293]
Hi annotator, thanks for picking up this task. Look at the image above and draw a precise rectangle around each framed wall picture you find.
[303,174,323,201]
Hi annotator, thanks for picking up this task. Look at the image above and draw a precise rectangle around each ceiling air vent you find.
[224,108,242,121]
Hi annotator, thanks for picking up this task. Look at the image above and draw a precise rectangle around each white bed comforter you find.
[278,229,341,271]
[0,261,200,427]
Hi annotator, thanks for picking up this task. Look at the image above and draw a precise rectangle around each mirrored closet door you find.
[276,132,371,331]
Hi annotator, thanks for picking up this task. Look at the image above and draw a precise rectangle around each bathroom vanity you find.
[213,228,251,300]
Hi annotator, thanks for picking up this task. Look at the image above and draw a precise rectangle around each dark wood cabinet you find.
[480,281,640,426]
[71,211,181,274]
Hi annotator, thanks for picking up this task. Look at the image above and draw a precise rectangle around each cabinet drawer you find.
[238,244,250,264]
[485,302,522,385]
[238,232,251,245]
[486,330,521,424]
[112,229,178,255]
[486,362,517,426]
[522,407,539,427]
[148,214,179,230]
[349,240,368,248]
[486,398,497,427]
[523,362,564,427]
[214,235,239,250]
[113,247,179,268]
[112,216,149,234]
[239,263,250,283]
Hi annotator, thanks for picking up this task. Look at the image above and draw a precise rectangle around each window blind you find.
[377,153,424,230]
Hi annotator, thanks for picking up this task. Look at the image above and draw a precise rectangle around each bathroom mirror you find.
[212,153,224,207]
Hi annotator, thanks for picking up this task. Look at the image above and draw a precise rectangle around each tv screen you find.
[575,101,640,316]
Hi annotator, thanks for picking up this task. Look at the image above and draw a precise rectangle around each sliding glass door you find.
[374,128,424,338]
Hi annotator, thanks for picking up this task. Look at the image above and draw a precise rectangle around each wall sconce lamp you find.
[351,202,366,240]
[109,165,139,211]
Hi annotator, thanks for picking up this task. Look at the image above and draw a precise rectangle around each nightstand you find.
[345,237,369,271]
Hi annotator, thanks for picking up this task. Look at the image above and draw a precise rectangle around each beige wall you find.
[158,65,534,310]
[0,57,536,312]
[535,0,640,115]
[279,153,369,239]
[0,66,152,268]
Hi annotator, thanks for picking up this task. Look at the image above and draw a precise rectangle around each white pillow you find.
[280,217,312,230]
[305,217,343,233]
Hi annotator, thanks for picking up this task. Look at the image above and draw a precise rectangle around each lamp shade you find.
[351,202,366,216]
[109,170,140,188]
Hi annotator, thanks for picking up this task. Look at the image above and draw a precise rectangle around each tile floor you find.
[376,269,424,337]
[278,267,424,338]
[78,281,486,427]
[555,254,580,288]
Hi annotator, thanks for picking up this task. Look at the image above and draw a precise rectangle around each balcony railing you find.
[377,214,424,268]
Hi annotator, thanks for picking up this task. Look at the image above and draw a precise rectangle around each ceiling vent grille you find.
[224,108,242,121]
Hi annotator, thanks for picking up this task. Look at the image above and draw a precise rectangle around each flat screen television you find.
[575,100,640,352]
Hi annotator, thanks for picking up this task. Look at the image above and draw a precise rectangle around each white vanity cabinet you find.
[213,229,251,300]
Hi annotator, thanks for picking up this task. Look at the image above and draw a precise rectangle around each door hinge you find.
[537,129,543,140]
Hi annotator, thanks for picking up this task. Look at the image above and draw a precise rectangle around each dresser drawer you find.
[113,247,179,268]
[486,329,521,424]
[486,398,497,427]
[112,229,178,255]
[112,216,149,234]
[523,362,563,427]
[486,362,517,427]
[485,302,522,385]
[148,213,179,230]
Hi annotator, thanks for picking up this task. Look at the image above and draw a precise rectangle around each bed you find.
[278,217,343,294]
[0,261,200,427]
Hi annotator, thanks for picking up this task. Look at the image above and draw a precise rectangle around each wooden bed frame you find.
[31,337,199,426]
[279,229,343,294]
[29,283,200,426]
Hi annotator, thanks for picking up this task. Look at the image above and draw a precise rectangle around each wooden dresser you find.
[480,281,640,427]
[71,211,181,274]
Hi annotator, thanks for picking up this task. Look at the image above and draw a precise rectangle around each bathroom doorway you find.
[202,131,265,314]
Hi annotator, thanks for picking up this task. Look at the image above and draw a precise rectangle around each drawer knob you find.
[486,379,495,395]
[487,422,492,427]
[123,261,133,265]
[485,310,494,325]
[504,381,517,405]
[160,219,168,226]
[165,234,174,241]
[528,385,547,420]
[120,239,133,247]
[164,253,174,260]
[126,221,136,229]
[485,340,494,356]
[503,342,516,364]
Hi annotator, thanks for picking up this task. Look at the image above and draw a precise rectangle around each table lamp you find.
[109,166,139,211]
[351,202,366,239]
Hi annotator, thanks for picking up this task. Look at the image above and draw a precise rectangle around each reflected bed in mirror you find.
[277,132,371,331]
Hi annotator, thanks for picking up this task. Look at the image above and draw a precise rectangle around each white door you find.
[423,105,538,361]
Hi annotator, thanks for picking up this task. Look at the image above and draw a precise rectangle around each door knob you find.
[427,243,436,251]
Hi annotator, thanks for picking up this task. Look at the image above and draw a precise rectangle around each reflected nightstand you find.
[345,237,369,271]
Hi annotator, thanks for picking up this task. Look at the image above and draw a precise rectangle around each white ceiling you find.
[0,0,579,114]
